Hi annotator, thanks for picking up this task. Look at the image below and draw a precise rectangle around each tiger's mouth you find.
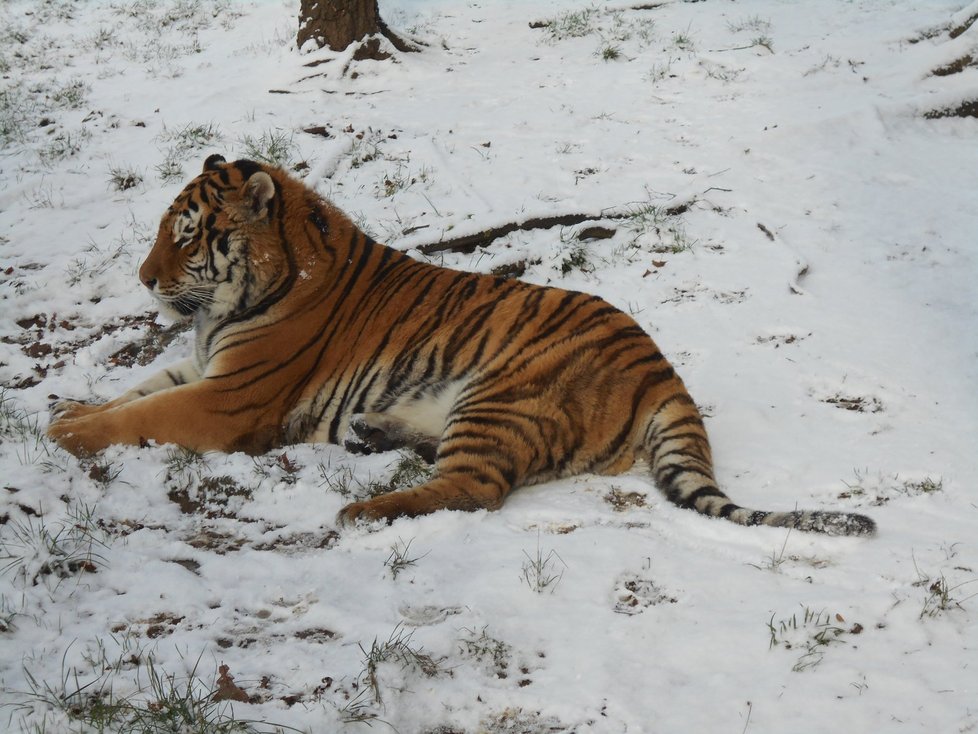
[154,287,214,319]
[171,299,199,317]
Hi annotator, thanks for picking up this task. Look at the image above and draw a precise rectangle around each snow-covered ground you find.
[2,1,977,731]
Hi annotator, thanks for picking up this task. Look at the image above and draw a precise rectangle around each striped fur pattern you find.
[48,156,875,536]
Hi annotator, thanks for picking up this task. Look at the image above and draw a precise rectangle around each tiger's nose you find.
[141,274,157,290]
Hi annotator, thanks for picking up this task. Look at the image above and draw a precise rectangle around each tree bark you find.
[297,0,415,55]
[298,0,378,51]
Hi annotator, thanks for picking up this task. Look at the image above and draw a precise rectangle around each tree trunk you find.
[297,0,416,55]
[298,0,379,52]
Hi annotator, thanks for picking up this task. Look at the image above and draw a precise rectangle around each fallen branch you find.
[416,200,692,256]
[529,1,667,27]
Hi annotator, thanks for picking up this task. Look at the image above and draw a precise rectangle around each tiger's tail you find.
[644,395,876,537]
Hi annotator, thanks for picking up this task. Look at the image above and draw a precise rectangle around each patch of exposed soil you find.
[613,575,678,615]
[950,12,978,39]
[4,311,188,388]
[114,612,185,639]
[604,488,647,512]
[108,318,190,367]
[823,393,884,414]
[184,529,246,555]
[294,627,336,643]
[932,54,976,76]
[925,99,978,119]
[167,475,252,518]
[168,558,201,575]
[252,530,340,552]
[490,258,543,280]
[756,333,810,348]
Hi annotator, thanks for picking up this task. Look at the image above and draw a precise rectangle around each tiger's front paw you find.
[50,399,104,421]
[47,414,109,457]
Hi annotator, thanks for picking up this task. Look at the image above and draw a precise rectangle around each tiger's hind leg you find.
[337,419,523,526]
[337,471,507,525]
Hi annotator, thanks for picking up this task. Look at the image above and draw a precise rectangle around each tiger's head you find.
[139,154,277,321]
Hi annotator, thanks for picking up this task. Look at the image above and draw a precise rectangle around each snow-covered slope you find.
[1,1,977,732]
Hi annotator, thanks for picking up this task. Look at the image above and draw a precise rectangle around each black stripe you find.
[232,159,263,179]
[718,503,739,518]
[682,486,727,509]
[655,463,715,488]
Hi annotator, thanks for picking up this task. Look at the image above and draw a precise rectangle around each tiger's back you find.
[48,156,875,536]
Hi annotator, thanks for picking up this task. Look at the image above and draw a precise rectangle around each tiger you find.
[48,154,875,535]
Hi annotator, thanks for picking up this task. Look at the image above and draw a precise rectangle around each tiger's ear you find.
[244,171,275,219]
[203,154,226,172]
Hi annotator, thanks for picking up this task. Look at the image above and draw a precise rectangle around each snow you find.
[2,0,977,732]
